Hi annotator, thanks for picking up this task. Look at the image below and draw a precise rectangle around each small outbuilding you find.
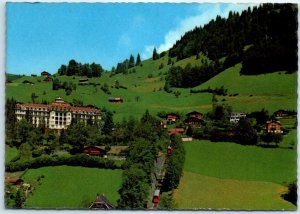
[83,146,106,156]
[79,79,89,85]
[108,97,123,103]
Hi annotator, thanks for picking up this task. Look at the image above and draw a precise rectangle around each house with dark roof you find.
[41,71,51,76]
[79,79,89,85]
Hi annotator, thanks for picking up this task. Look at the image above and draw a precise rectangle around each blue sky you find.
[6,3,252,75]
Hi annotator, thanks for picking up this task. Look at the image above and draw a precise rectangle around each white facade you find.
[15,98,101,130]
[230,112,246,123]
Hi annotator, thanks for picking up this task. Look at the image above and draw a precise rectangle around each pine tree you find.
[152,48,159,60]
[136,53,141,66]
[128,55,135,68]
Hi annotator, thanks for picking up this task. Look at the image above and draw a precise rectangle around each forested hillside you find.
[166,3,297,88]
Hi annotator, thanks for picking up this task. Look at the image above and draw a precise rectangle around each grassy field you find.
[5,145,18,163]
[22,166,122,209]
[194,64,297,114]
[173,171,295,210]
[173,141,297,210]
[183,140,296,184]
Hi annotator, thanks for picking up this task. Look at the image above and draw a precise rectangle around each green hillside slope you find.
[6,56,297,121]
[193,64,297,113]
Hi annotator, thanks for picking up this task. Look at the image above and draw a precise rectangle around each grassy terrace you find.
[173,140,297,210]
[22,166,122,209]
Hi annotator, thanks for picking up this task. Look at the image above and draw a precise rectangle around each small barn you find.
[89,194,115,210]
[79,79,89,85]
[41,71,51,76]
[83,146,106,156]
[108,97,123,103]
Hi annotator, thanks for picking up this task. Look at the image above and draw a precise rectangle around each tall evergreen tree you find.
[152,48,159,60]
[136,53,141,66]
[128,54,135,68]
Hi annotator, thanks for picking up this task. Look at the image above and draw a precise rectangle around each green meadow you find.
[183,140,296,184]
[173,171,295,210]
[5,145,18,163]
[173,140,297,210]
[22,166,122,209]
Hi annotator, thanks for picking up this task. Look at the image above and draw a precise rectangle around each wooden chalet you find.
[5,177,24,185]
[266,120,282,134]
[184,117,202,127]
[168,128,185,135]
[41,71,51,76]
[108,97,123,103]
[89,194,115,210]
[43,76,53,82]
[186,111,203,120]
[83,146,106,157]
[31,74,37,77]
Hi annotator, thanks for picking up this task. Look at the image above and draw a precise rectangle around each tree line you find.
[57,59,104,77]
[117,110,169,209]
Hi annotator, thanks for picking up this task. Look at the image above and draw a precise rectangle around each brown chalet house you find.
[15,97,101,131]
[266,120,283,134]
[184,111,203,127]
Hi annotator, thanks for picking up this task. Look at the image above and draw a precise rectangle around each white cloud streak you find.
[141,3,255,59]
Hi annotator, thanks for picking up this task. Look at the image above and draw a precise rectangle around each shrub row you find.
[5,154,122,172]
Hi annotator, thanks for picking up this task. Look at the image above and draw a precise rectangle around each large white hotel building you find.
[15,97,101,130]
